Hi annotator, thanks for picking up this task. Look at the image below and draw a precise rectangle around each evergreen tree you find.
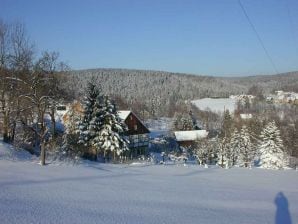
[78,81,100,146]
[229,128,241,166]
[92,95,128,160]
[217,110,234,168]
[258,121,285,169]
[238,126,255,168]
[221,109,233,139]
[217,137,231,168]
[172,112,194,131]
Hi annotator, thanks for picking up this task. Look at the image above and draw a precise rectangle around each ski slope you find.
[0,143,297,224]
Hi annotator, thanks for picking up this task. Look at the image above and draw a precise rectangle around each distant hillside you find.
[226,71,298,93]
[65,68,298,116]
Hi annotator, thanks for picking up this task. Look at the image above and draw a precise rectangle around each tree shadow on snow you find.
[174,166,215,177]
[275,192,292,224]
[0,171,142,187]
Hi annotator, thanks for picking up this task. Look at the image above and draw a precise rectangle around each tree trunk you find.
[3,113,10,142]
[50,109,56,139]
[10,120,16,143]
[40,142,46,165]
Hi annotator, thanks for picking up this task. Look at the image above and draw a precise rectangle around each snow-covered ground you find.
[192,98,237,113]
[1,143,297,224]
[0,141,34,161]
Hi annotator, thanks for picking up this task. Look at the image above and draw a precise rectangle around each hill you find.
[65,69,298,116]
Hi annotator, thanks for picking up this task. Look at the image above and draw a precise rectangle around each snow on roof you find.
[118,110,131,120]
[174,130,208,141]
[240,114,253,119]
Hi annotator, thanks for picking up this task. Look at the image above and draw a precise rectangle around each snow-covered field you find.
[1,143,297,224]
[192,98,237,113]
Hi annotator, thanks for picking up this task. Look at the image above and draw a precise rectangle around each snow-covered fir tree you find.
[220,110,233,139]
[229,128,241,166]
[172,112,194,131]
[78,81,100,146]
[217,137,231,168]
[258,121,285,169]
[238,126,255,168]
[91,95,128,160]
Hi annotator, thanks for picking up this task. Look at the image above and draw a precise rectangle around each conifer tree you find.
[217,137,230,168]
[229,128,241,166]
[238,126,255,168]
[78,81,100,146]
[220,110,233,139]
[258,121,285,169]
[172,112,194,131]
[217,110,233,168]
[91,95,128,160]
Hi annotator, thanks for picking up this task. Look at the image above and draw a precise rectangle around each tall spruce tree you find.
[238,126,255,168]
[78,81,100,147]
[217,137,231,168]
[92,95,128,160]
[221,109,233,139]
[229,128,241,166]
[172,112,194,131]
[258,121,285,169]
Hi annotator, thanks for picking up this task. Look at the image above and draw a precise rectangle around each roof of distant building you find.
[174,130,208,141]
[240,113,253,119]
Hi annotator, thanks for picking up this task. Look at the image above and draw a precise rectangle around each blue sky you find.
[1,0,298,76]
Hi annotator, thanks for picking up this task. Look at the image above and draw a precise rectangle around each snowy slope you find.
[0,158,297,224]
[0,141,33,161]
[192,98,237,113]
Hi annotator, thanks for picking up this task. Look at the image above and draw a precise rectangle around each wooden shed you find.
[174,130,208,148]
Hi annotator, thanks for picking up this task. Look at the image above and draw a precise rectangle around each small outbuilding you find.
[174,130,208,148]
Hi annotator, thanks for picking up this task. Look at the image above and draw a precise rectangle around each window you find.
[134,125,137,131]
[56,105,66,111]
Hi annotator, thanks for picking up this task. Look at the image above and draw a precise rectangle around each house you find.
[118,111,150,158]
[174,130,208,148]
[268,91,298,104]
[61,103,150,158]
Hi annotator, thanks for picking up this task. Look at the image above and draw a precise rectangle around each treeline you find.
[66,68,298,118]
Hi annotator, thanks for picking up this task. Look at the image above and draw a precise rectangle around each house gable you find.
[118,111,150,135]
